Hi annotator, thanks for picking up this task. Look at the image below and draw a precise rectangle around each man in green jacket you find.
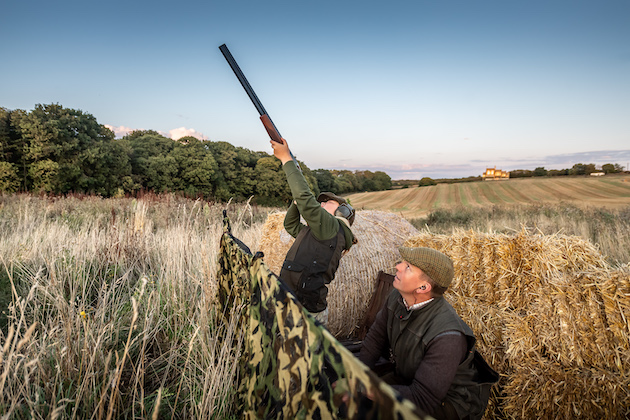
[359,246,498,420]
[271,137,355,325]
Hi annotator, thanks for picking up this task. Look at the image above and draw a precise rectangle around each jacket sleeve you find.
[391,332,467,414]
[358,303,391,369]
[283,201,304,238]
[282,160,339,240]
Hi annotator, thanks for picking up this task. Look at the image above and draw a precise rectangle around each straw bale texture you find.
[405,229,630,419]
[258,210,420,337]
[502,362,630,419]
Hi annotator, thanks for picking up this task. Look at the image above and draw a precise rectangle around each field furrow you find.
[579,179,630,197]
[454,184,465,206]
[477,182,503,204]
[535,180,588,200]
[347,174,630,218]
[499,182,532,204]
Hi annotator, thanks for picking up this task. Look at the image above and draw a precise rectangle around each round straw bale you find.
[258,210,420,337]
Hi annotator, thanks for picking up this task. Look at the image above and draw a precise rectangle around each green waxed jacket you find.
[282,160,354,248]
[384,291,497,420]
[279,160,355,312]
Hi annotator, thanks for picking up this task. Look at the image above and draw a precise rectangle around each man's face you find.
[320,199,340,215]
[393,260,426,294]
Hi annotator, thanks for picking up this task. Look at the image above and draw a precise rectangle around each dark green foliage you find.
[0,161,19,192]
[122,130,178,192]
[0,107,28,191]
[548,168,569,176]
[16,104,117,194]
[533,167,547,177]
[325,169,393,194]
[312,169,336,192]
[417,207,475,227]
[418,177,436,187]
[172,136,219,197]
[371,170,392,190]
[569,163,597,176]
[602,163,623,174]
[253,156,290,206]
[0,268,11,333]
[509,169,533,178]
[206,141,258,201]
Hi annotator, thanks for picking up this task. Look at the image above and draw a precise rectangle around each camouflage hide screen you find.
[218,213,429,419]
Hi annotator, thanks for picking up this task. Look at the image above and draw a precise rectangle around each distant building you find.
[482,167,510,181]
[590,172,605,177]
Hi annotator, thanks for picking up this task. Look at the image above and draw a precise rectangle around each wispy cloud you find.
[169,127,208,141]
[104,124,135,138]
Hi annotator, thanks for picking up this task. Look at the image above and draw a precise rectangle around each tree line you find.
[393,163,626,188]
[0,104,392,206]
[509,163,624,178]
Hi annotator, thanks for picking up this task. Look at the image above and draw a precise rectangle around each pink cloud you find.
[104,125,209,141]
[169,127,208,141]
[104,124,135,138]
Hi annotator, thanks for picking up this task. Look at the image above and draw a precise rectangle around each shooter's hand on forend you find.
[271,137,293,165]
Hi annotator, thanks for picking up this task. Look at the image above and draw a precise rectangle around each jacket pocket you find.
[287,260,328,313]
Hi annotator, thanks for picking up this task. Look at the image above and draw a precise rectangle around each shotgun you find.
[219,44,300,169]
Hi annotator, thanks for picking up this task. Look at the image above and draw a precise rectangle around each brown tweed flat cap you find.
[317,192,347,205]
[398,246,454,288]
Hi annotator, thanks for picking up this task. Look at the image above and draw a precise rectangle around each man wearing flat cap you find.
[271,137,356,325]
[359,246,498,420]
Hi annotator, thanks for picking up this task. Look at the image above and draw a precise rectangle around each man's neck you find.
[401,293,433,310]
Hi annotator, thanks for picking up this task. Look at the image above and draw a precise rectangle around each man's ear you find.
[416,282,431,293]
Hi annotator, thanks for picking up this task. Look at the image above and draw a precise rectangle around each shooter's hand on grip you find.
[270,137,293,165]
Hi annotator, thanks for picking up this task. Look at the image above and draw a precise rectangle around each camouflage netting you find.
[258,210,420,337]
[217,212,430,419]
[405,229,630,420]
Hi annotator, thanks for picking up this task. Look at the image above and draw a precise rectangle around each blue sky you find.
[2,0,629,179]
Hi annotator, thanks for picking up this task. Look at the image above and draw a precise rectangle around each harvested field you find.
[347,174,630,218]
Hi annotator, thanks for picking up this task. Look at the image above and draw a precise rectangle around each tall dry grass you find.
[3,195,628,419]
[410,203,630,267]
[0,193,272,419]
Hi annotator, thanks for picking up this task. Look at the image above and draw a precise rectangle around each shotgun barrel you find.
[219,44,283,144]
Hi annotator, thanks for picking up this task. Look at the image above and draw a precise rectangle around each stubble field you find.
[347,174,630,219]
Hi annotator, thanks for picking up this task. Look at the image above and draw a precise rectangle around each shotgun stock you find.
[219,43,300,170]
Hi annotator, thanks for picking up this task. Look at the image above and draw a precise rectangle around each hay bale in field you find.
[404,229,609,311]
[405,230,630,369]
[258,210,419,337]
[405,230,630,419]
